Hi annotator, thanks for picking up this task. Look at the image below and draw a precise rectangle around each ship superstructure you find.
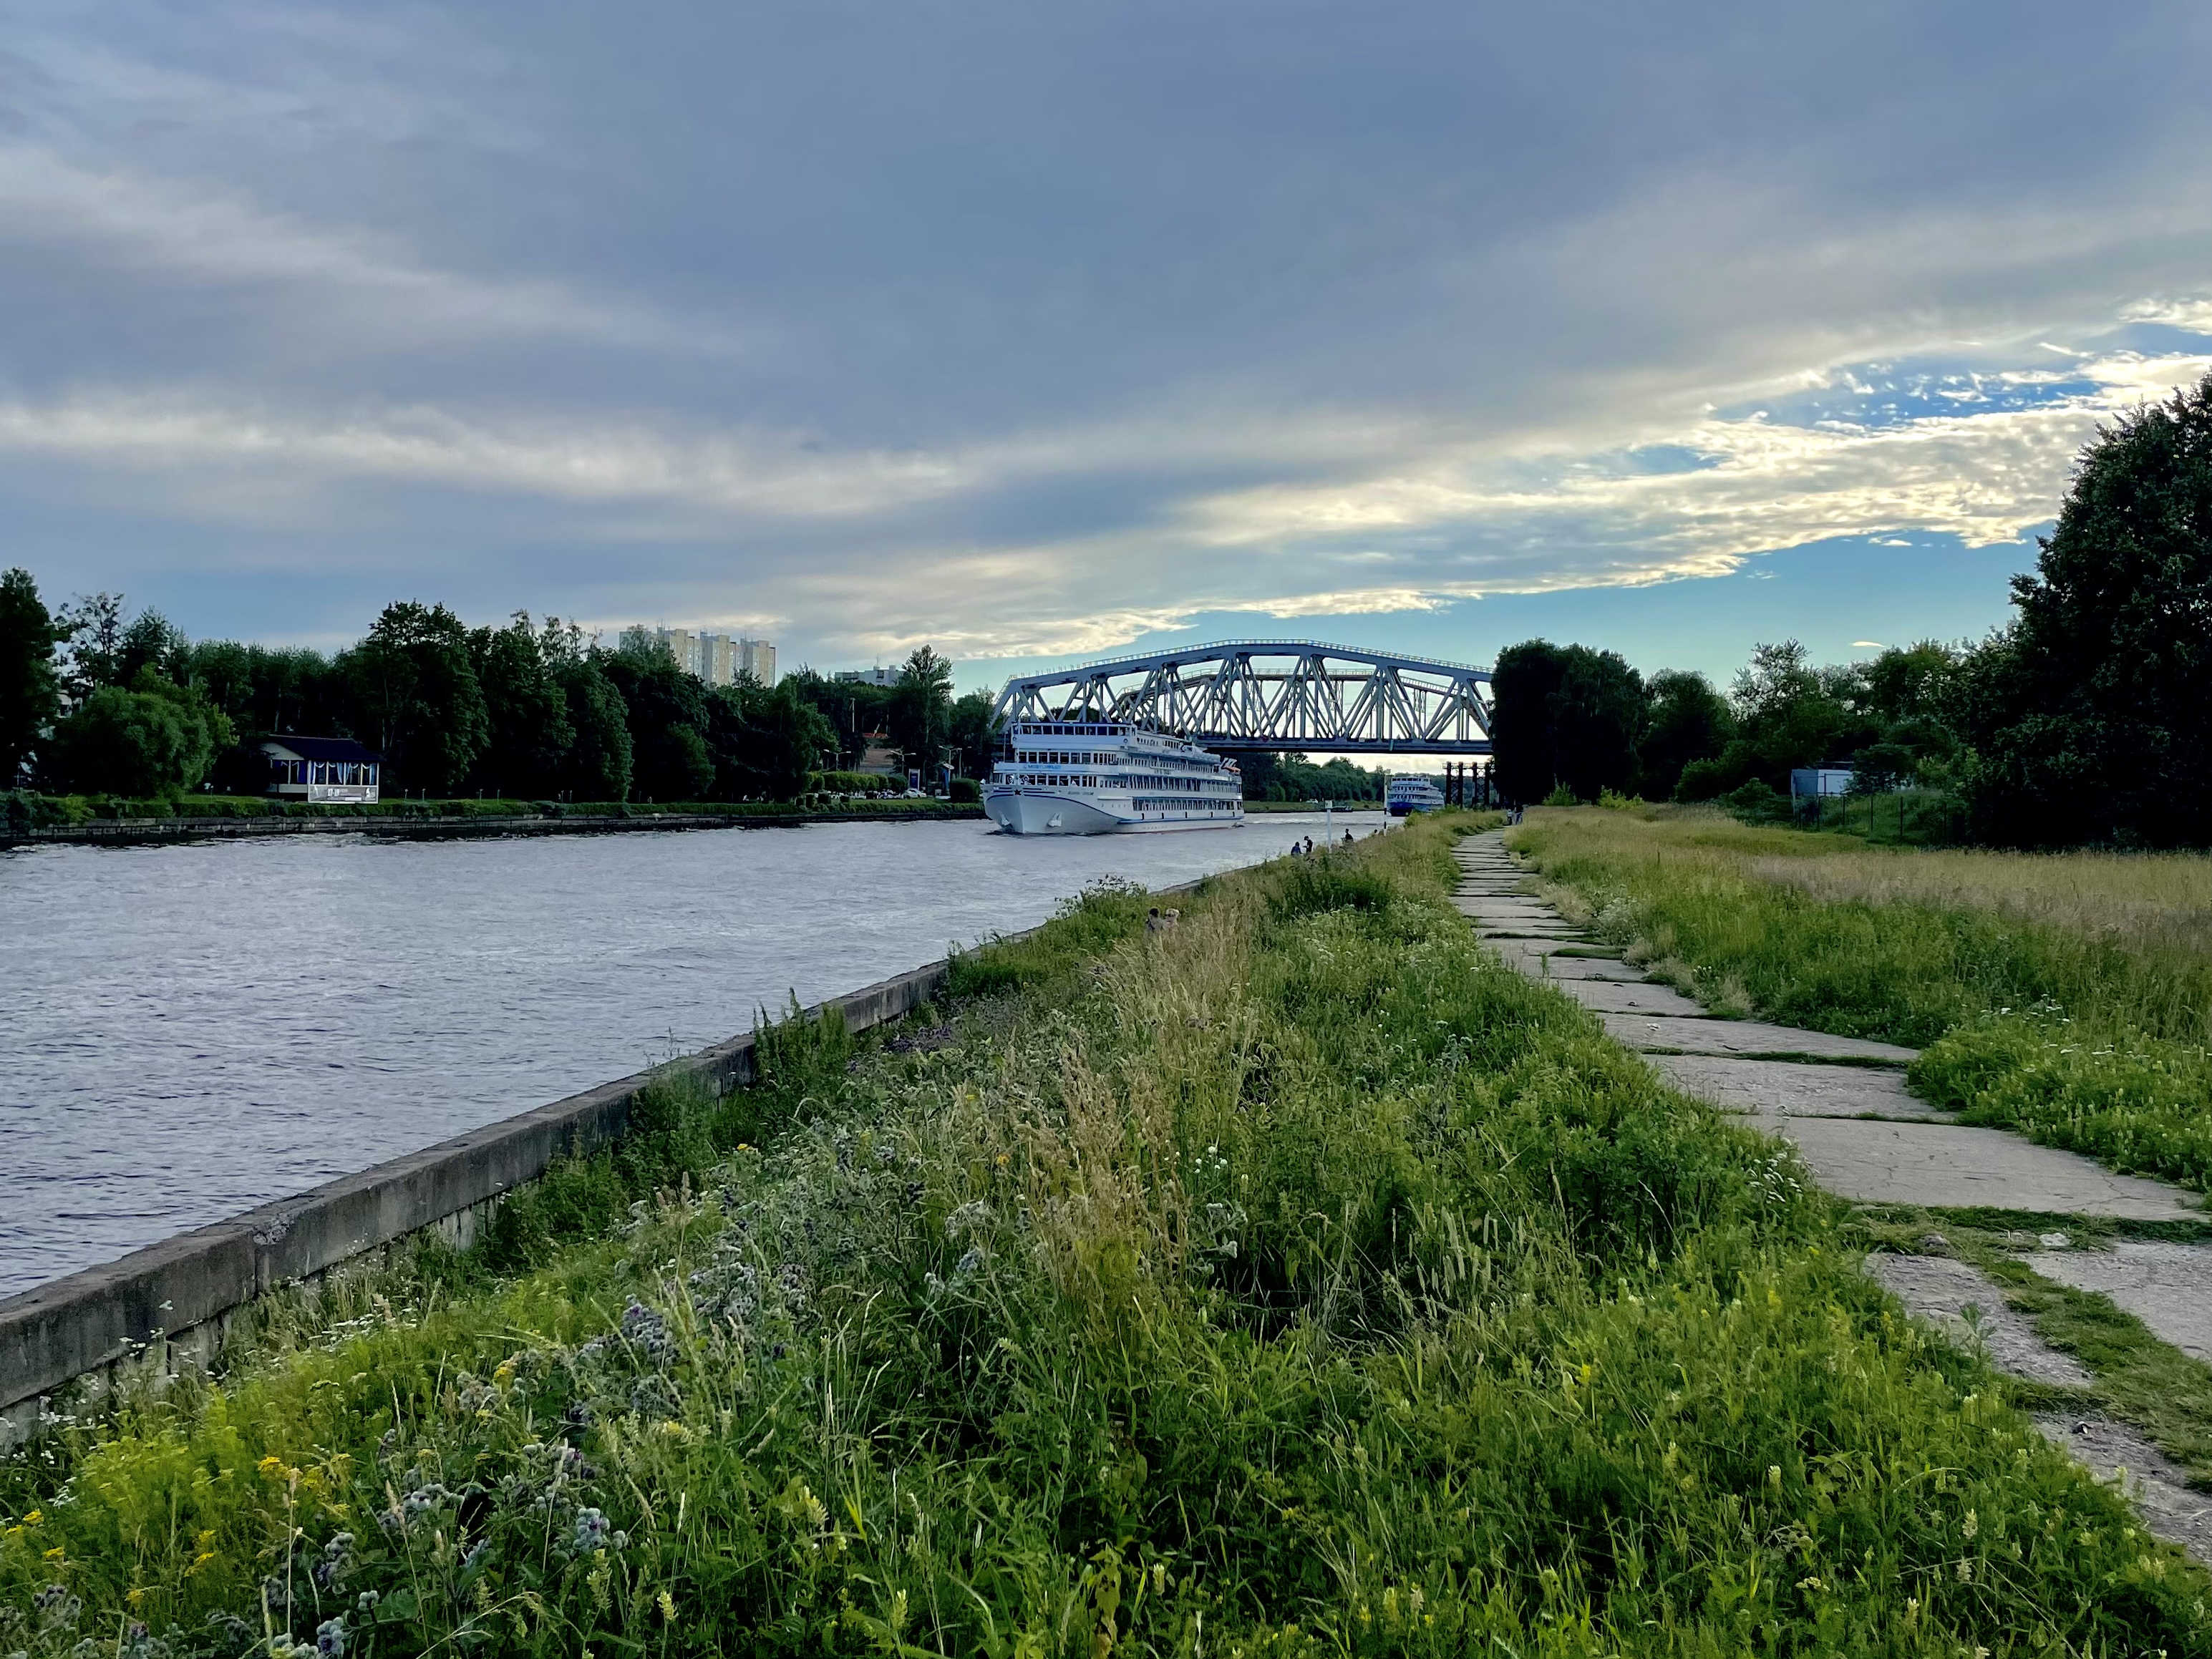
[985,721,1245,835]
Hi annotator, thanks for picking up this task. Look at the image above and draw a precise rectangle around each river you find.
[0,811,1382,1296]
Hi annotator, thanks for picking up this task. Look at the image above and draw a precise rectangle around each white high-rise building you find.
[648,628,776,688]
[739,638,777,687]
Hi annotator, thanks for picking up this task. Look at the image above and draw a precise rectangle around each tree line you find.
[1485,372,2212,849]
[0,591,993,804]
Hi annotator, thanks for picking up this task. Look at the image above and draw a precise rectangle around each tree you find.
[601,645,710,802]
[888,646,954,779]
[947,689,1001,780]
[1489,641,1570,805]
[1727,640,1849,787]
[1489,639,1645,803]
[557,656,632,801]
[1848,741,1916,795]
[1962,374,2212,846]
[115,610,185,686]
[41,670,233,797]
[346,602,490,795]
[1636,670,1733,801]
[472,613,573,797]
[0,568,67,786]
[1551,646,1644,801]
[57,592,126,701]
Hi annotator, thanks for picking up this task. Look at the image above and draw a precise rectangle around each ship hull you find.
[984,787,1243,836]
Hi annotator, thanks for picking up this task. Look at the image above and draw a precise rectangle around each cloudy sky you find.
[5,1,2212,691]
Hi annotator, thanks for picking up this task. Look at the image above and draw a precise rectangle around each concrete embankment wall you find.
[7,804,984,849]
[0,954,961,1447]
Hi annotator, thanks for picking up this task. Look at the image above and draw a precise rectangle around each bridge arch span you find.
[992,639,1494,754]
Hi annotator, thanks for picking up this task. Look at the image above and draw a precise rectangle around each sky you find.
[4,1,2212,694]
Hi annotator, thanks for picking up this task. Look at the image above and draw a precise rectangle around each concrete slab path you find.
[1596,1012,1918,1063]
[2023,1241,2212,1362]
[1776,1118,2203,1220]
[1448,834,2212,1560]
[1511,952,1649,982]
[1553,979,1712,1018]
[1645,1054,1949,1120]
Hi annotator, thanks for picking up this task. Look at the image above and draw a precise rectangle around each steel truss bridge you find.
[992,640,1494,754]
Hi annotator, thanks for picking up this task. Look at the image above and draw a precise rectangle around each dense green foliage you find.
[0,569,69,787]
[5,818,2206,1658]
[1490,640,1646,805]
[1514,807,2212,1193]
[1961,375,2212,848]
[1235,749,1387,801]
[40,676,236,797]
[0,577,995,803]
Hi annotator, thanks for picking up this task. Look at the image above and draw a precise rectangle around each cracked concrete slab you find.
[1645,1054,1952,1120]
[1861,1255,2212,1565]
[2032,1415,2212,1566]
[1500,950,1648,982]
[2022,1242,2212,1362]
[1553,979,1712,1017]
[1598,1013,1917,1062]
[1863,1253,2092,1385]
[1773,1118,2204,1218]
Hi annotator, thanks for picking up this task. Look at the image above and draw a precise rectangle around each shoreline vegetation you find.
[1,793,985,847]
[1511,803,2212,1195]
[7,812,2208,1657]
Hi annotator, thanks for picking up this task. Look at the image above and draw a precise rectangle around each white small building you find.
[263,736,382,803]
[1790,767,1856,801]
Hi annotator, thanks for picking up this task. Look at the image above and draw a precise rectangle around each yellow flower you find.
[657,1589,676,1621]
[23,1509,41,1525]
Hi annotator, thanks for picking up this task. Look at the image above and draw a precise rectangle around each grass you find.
[1511,805,2212,1194]
[5,814,2210,1657]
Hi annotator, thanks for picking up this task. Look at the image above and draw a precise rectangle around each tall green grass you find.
[4,816,2206,1657]
[1515,807,2212,1194]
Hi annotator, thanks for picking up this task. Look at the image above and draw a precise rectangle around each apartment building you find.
[651,628,778,688]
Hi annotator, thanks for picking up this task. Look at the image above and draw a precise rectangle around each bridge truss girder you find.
[992,640,1494,754]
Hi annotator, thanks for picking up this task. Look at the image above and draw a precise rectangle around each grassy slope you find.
[4,817,2208,1658]
[1512,806,2212,1196]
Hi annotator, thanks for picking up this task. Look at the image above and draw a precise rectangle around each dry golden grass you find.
[1750,845,2212,960]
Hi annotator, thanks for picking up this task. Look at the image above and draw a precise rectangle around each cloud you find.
[6,1,2212,671]
[0,147,744,355]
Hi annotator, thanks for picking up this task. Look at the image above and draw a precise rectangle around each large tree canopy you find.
[1490,639,1644,803]
[1964,375,2212,847]
[0,568,66,786]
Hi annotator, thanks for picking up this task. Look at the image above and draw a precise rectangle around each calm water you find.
[0,812,1379,1296]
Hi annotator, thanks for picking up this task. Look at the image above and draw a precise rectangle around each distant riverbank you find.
[1,797,982,847]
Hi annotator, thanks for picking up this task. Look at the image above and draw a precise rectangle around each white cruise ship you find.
[985,720,1246,835]
[1386,774,1447,816]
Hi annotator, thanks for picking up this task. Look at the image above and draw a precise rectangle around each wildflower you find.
[311,1532,355,1591]
[620,1300,674,1363]
[946,1200,991,1238]
[1961,1509,1978,1540]
[356,1591,380,1617]
[573,1508,612,1552]
[657,1589,677,1621]
[316,1615,347,1657]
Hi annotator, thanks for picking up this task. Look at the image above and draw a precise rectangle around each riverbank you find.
[6,810,2205,1656]
[2,798,982,847]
